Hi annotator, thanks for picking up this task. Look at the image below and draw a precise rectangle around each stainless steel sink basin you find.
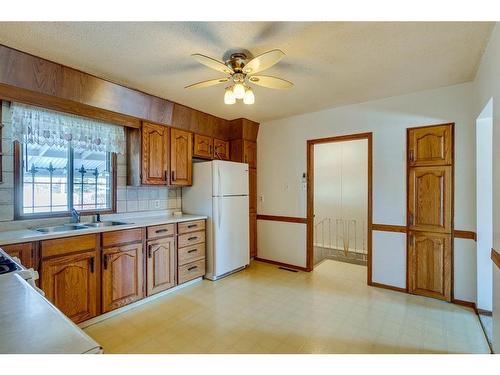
[34,224,88,233]
[83,221,129,228]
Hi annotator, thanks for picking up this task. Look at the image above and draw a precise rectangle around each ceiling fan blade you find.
[242,49,285,74]
[248,75,294,89]
[184,77,229,89]
[191,54,234,74]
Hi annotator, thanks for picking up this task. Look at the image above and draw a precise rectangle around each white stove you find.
[0,248,42,293]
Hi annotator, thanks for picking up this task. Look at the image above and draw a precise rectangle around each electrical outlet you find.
[154,200,160,208]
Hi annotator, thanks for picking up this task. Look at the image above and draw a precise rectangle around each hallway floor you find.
[84,260,490,354]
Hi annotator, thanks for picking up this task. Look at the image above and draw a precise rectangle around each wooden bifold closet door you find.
[407,123,453,302]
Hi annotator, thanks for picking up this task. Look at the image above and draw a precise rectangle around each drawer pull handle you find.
[187,224,197,228]
[155,229,169,233]
[188,236,198,241]
[187,249,198,253]
[89,257,95,273]
[187,266,198,271]
[148,245,152,258]
[103,254,108,270]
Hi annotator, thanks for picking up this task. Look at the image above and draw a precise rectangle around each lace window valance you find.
[11,102,126,154]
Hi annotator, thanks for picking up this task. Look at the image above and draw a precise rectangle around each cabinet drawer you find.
[41,234,97,258]
[178,220,205,234]
[178,259,205,284]
[178,231,205,248]
[102,228,143,247]
[178,243,205,266]
[147,224,176,239]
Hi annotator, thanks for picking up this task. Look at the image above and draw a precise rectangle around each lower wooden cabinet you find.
[2,242,35,269]
[102,242,144,313]
[41,250,99,324]
[408,231,451,301]
[146,237,176,296]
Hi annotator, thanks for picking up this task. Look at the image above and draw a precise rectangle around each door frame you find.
[306,132,373,284]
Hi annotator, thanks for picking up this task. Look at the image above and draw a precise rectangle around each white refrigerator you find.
[183,160,249,280]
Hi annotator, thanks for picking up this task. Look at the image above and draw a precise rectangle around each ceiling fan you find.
[185,49,293,105]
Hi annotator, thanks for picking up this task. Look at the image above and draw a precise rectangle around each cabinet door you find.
[170,128,193,186]
[102,243,144,313]
[408,166,452,233]
[213,139,230,160]
[243,141,257,168]
[408,231,451,301]
[2,242,35,269]
[146,237,176,296]
[141,122,169,185]
[408,124,452,166]
[249,167,257,213]
[41,250,98,323]
[249,212,257,258]
[193,134,213,159]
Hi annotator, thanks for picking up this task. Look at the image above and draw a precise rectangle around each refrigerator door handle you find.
[218,167,222,197]
[218,197,222,229]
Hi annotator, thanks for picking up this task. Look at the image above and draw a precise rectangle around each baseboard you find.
[452,298,477,313]
[254,257,309,272]
[370,281,407,294]
[477,308,493,316]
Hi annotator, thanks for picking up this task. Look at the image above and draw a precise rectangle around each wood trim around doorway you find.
[306,132,373,283]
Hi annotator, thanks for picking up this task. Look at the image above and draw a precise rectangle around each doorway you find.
[306,133,372,283]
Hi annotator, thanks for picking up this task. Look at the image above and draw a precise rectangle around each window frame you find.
[13,141,117,220]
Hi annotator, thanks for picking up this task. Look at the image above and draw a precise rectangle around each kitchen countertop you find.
[0,273,102,354]
[0,212,207,246]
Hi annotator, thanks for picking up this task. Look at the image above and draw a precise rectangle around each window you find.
[19,142,115,217]
[10,101,124,219]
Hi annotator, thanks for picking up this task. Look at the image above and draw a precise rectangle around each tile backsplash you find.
[0,101,182,226]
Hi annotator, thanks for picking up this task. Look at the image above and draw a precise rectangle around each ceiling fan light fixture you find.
[243,87,255,105]
[224,87,236,105]
[232,82,246,99]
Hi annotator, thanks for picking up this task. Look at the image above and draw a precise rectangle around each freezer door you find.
[212,160,249,196]
[212,196,250,277]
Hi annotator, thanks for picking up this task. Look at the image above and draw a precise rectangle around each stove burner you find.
[0,254,20,275]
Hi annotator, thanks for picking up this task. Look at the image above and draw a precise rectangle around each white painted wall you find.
[257,82,476,303]
[476,102,493,312]
[313,140,367,253]
[472,22,500,353]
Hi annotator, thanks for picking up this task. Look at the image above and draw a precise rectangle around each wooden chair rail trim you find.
[254,257,308,272]
[256,215,307,224]
[454,230,476,241]
[492,248,500,270]
[371,224,407,233]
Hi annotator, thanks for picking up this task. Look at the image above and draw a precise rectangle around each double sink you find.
[34,221,129,233]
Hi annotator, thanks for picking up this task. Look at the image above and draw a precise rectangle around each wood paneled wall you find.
[0,44,259,142]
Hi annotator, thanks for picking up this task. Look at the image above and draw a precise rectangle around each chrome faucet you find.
[71,208,81,223]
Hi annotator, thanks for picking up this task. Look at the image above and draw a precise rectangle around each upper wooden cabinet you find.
[408,166,452,233]
[170,128,193,186]
[213,139,230,160]
[193,134,213,159]
[41,249,99,324]
[141,122,169,185]
[244,141,257,168]
[102,242,144,313]
[408,124,452,166]
[146,236,176,296]
[408,231,451,301]
[231,140,257,168]
[2,242,35,269]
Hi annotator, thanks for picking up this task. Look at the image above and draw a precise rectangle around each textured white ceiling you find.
[0,22,493,122]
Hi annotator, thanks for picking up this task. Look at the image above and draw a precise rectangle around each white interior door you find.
[212,161,249,196]
[212,195,249,277]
